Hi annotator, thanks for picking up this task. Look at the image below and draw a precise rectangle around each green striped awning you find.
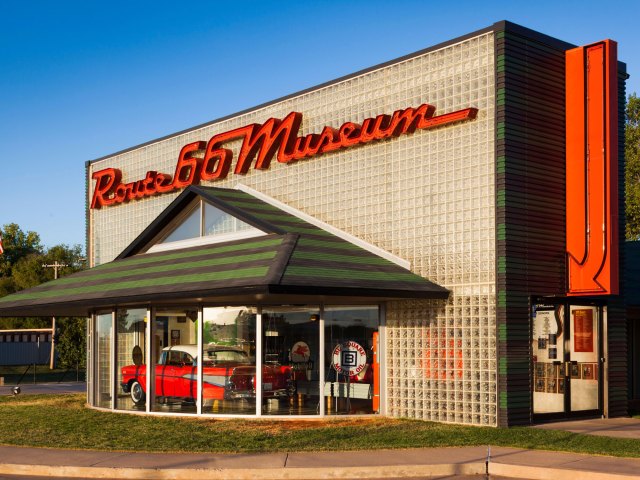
[0,186,448,316]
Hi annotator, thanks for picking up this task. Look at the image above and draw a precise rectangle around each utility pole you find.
[42,262,67,369]
[42,262,67,280]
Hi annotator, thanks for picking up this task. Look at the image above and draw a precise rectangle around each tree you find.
[0,223,42,278]
[0,236,85,295]
[12,253,48,291]
[56,317,87,377]
[0,224,87,368]
[626,93,640,239]
[42,244,85,277]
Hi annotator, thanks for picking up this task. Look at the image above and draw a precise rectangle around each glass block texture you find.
[89,33,496,425]
[203,203,254,237]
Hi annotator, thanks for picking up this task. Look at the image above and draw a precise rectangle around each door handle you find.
[564,361,578,377]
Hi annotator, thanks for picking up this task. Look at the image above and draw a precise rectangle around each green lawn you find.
[0,394,640,456]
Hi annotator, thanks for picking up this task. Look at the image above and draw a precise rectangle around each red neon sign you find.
[566,40,618,295]
[91,104,478,209]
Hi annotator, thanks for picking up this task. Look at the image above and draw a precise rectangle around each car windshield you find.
[203,349,250,365]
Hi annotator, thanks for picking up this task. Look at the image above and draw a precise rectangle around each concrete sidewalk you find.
[534,417,640,440]
[1,444,640,479]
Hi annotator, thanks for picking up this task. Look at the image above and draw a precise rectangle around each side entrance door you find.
[532,301,603,420]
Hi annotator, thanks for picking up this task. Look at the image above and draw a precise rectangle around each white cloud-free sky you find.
[1,0,638,249]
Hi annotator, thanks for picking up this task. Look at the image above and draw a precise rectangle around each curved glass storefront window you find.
[325,307,379,415]
[262,307,320,415]
[151,308,199,414]
[116,308,147,411]
[90,304,381,416]
[202,307,257,414]
[94,312,113,409]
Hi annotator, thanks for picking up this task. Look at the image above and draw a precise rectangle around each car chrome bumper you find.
[224,389,289,400]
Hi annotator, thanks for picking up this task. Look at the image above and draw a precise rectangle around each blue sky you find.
[1,0,638,249]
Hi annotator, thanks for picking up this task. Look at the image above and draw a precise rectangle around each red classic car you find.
[121,344,295,406]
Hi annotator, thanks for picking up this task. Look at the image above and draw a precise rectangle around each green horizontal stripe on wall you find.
[498,324,507,341]
[497,290,507,308]
[284,266,425,283]
[38,251,277,288]
[291,251,393,266]
[500,391,508,409]
[497,224,506,241]
[499,357,507,375]
[0,267,271,303]
[91,237,282,271]
[497,256,506,274]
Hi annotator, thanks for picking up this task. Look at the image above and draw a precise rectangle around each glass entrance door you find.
[532,302,601,418]
[568,306,600,413]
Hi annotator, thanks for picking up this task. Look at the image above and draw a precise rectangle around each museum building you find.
[0,21,633,427]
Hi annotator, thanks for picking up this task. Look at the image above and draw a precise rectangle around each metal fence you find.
[0,342,52,366]
[0,330,54,366]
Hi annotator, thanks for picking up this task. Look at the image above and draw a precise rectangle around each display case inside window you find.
[324,306,379,415]
[202,306,257,414]
[262,307,320,415]
[150,308,199,414]
[116,308,147,411]
[95,311,113,409]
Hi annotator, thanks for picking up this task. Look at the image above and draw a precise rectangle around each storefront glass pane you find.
[262,307,319,415]
[151,308,199,414]
[569,306,599,412]
[202,307,257,414]
[116,308,147,411]
[532,302,601,416]
[325,306,379,415]
[532,304,565,414]
[95,312,112,409]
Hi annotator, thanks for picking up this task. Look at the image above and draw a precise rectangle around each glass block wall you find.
[88,32,496,425]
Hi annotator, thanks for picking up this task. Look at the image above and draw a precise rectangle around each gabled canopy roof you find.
[0,186,448,317]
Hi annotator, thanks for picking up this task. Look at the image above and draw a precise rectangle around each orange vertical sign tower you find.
[566,40,619,295]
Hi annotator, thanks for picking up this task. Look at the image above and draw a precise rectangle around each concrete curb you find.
[0,463,487,479]
[3,443,640,480]
[489,463,640,480]
[4,461,640,480]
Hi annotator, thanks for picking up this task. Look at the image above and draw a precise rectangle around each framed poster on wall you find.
[573,309,594,353]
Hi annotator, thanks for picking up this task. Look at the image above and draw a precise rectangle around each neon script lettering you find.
[91,104,478,209]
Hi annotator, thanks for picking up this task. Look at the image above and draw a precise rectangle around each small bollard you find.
[0,377,4,386]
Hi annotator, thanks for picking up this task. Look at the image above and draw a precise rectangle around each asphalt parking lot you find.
[0,382,85,396]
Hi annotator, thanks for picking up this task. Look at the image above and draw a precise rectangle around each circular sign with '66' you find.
[332,340,367,375]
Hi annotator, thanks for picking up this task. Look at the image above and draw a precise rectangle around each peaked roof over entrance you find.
[0,186,448,317]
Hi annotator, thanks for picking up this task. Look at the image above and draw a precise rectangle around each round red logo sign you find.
[332,341,367,375]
